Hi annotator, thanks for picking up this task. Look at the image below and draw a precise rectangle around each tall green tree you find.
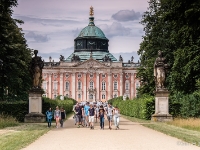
[137,0,200,95]
[0,0,32,101]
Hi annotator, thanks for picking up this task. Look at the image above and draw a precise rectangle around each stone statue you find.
[71,54,80,62]
[131,56,134,62]
[119,55,123,62]
[103,55,111,62]
[30,50,44,89]
[154,50,169,91]
[59,55,65,61]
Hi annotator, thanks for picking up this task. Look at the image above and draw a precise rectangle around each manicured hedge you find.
[0,97,76,122]
[108,95,155,120]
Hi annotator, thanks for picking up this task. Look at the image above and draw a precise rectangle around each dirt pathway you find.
[22,116,200,150]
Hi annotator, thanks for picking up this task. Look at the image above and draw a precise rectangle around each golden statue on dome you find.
[90,6,94,16]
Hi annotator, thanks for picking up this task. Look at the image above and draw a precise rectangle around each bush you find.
[108,95,155,120]
[0,97,76,122]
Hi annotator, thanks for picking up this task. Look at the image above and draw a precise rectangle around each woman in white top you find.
[113,106,120,130]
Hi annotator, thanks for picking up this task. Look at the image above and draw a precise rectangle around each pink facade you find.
[42,58,140,102]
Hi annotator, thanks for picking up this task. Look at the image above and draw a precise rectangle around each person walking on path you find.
[60,108,66,127]
[54,106,61,128]
[113,106,120,130]
[98,105,105,130]
[74,104,82,128]
[88,104,95,129]
[46,108,53,128]
[107,103,114,130]
[84,102,90,127]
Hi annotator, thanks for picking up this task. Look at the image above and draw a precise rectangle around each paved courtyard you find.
[22,116,200,150]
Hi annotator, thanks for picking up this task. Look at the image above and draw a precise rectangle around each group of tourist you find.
[46,106,66,128]
[45,102,120,130]
[73,102,120,130]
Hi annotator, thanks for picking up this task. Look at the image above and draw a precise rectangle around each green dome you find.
[77,17,107,40]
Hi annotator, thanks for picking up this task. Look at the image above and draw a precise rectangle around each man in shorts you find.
[88,104,95,129]
[107,103,113,130]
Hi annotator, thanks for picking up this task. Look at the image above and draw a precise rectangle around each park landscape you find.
[0,0,200,150]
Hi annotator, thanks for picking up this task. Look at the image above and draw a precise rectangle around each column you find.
[96,73,99,101]
[84,73,87,101]
[48,73,52,99]
[110,73,112,99]
[107,73,111,99]
[72,73,76,100]
[131,73,134,99]
[120,73,123,96]
[60,73,63,96]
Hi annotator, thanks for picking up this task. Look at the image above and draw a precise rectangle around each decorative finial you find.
[90,6,94,16]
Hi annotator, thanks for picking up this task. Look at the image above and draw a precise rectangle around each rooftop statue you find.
[30,50,44,89]
[59,55,65,61]
[154,50,169,91]
[119,55,123,62]
[90,6,94,16]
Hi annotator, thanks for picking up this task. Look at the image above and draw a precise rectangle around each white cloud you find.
[112,10,141,22]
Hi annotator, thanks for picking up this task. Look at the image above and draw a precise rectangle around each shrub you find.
[108,95,155,120]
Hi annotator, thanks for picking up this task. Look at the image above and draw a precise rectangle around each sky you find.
[13,0,149,62]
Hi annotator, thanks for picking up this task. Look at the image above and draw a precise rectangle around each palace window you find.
[90,74,93,78]
[136,83,140,89]
[53,82,57,90]
[54,95,57,99]
[114,94,117,98]
[78,94,81,99]
[114,81,118,90]
[125,81,129,90]
[66,94,69,98]
[125,74,129,79]
[89,94,93,99]
[42,82,47,90]
[102,82,106,90]
[42,94,46,97]
[78,81,81,90]
[66,74,69,78]
[114,74,118,78]
[66,82,70,90]
[102,74,106,78]
[102,94,105,99]
[90,81,94,89]
[77,74,82,78]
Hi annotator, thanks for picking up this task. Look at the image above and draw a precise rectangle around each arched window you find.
[53,82,57,90]
[102,94,105,99]
[78,81,81,90]
[114,94,117,98]
[89,94,93,99]
[66,82,70,90]
[90,81,93,89]
[78,94,81,99]
[114,81,118,90]
[102,82,106,90]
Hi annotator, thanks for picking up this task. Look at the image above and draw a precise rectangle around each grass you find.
[0,114,19,129]
[122,115,200,147]
[167,118,200,132]
[0,112,73,150]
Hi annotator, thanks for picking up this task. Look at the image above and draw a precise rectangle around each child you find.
[60,108,66,127]
[46,108,53,127]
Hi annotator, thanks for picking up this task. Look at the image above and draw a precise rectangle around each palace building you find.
[42,7,140,102]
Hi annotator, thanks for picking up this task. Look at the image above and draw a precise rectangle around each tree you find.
[0,0,32,101]
[137,0,200,95]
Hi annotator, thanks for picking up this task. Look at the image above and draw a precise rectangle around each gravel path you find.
[22,116,200,150]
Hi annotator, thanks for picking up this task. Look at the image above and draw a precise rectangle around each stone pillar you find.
[24,90,46,123]
[60,73,63,96]
[151,91,172,121]
[96,73,99,101]
[131,73,134,99]
[84,73,87,101]
[48,73,52,99]
[72,73,76,100]
[109,73,112,99]
[120,73,123,96]
[107,73,111,99]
